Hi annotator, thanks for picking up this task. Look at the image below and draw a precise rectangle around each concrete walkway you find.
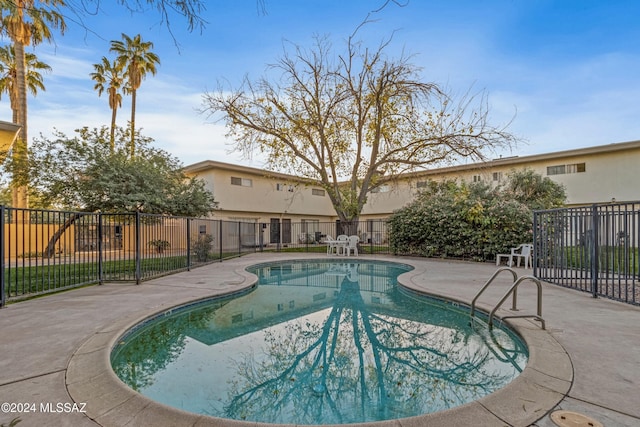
[0,253,638,427]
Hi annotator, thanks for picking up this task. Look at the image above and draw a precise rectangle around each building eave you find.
[0,120,22,164]
[403,139,640,179]
[184,139,640,183]
[183,160,314,183]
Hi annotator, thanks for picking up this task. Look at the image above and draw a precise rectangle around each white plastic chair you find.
[343,235,359,256]
[496,244,533,269]
[334,234,349,255]
[325,235,338,255]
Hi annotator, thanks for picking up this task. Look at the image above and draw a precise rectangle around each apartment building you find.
[0,120,22,164]
[184,139,640,223]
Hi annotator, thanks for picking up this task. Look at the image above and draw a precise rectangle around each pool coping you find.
[66,257,573,427]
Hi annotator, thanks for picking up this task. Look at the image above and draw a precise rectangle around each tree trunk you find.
[130,88,137,158]
[12,40,28,209]
[110,103,117,153]
[45,213,85,257]
[337,216,359,237]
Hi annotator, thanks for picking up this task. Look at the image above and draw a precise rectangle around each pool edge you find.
[66,256,573,427]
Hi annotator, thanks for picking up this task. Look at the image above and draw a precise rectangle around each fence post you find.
[219,220,223,261]
[532,211,538,278]
[135,211,141,284]
[97,213,104,285]
[186,218,191,271]
[0,205,5,307]
[259,223,265,252]
[590,204,599,298]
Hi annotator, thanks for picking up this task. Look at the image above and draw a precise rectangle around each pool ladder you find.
[470,267,546,330]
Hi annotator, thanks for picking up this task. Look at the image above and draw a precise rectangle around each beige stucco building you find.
[184,139,640,224]
[0,120,21,165]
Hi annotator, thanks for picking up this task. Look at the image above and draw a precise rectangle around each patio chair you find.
[343,235,360,256]
[496,244,533,269]
[325,235,338,255]
[335,234,349,255]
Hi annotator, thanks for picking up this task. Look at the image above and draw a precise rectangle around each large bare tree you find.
[202,32,516,228]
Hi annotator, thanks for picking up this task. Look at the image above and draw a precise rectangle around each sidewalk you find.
[1,253,638,427]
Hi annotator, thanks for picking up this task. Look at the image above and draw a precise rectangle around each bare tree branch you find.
[202,17,517,223]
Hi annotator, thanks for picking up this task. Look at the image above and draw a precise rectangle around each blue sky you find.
[2,0,640,168]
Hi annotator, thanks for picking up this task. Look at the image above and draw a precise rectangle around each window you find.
[301,219,319,233]
[416,181,428,188]
[547,165,566,176]
[547,163,585,176]
[371,185,390,193]
[492,172,503,182]
[473,175,482,182]
[566,163,586,173]
[312,188,325,196]
[276,183,295,192]
[231,176,252,187]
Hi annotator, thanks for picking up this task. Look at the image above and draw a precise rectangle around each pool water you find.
[111,260,528,425]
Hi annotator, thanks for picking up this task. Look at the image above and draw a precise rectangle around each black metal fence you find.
[1,206,390,306]
[533,202,640,305]
[259,218,389,255]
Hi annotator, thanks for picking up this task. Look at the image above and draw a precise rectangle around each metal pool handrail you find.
[470,267,518,318]
[488,275,545,330]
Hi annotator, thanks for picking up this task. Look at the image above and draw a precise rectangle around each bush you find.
[388,171,565,261]
[192,234,214,262]
[148,239,170,253]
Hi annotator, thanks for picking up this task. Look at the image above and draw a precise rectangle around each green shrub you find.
[389,171,565,261]
[192,234,214,262]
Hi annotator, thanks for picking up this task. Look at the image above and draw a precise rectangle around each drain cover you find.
[550,410,603,427]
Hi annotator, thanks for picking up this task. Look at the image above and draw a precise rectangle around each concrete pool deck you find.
[0,253,638,427]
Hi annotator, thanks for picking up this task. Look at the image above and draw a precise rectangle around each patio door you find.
[270,218,280,243]
[282,219,291,244]
[269,218,292,245]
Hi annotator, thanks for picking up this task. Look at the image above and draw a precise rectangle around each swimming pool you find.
[111,259,528,425]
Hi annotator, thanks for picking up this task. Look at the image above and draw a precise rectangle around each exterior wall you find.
[185,141,640,221]
[192,164,336,221]
[3,222,76,258]
[361,179,415,216]
[541,150,639,204]
[363,142,640,212]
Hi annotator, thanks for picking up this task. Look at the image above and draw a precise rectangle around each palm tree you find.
[1,0,66,208]
[110,33,160,158]
[90,56,126,152]
[0,45,52,123]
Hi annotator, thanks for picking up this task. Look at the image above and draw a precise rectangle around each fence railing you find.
[6,202,640,307]
[258,219,389,255]
[1,206,390,306]
[534,202,640,305]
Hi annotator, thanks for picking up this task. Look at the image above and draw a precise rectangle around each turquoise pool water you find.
[111,260,528,425]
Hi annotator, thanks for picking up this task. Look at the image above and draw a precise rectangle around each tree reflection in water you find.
[111,261,527,425]
[221,266,526,424]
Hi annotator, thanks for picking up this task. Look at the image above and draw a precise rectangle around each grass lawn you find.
[557,245,639,275]
[2,252,243,299]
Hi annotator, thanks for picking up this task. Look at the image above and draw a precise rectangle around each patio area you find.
[1,253,639,427]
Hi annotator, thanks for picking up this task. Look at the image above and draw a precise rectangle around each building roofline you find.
[0,120,22,164]
[184,139,640,181]
[183,160,312,182]
[404,139,640,178]
[0,120,21,133]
